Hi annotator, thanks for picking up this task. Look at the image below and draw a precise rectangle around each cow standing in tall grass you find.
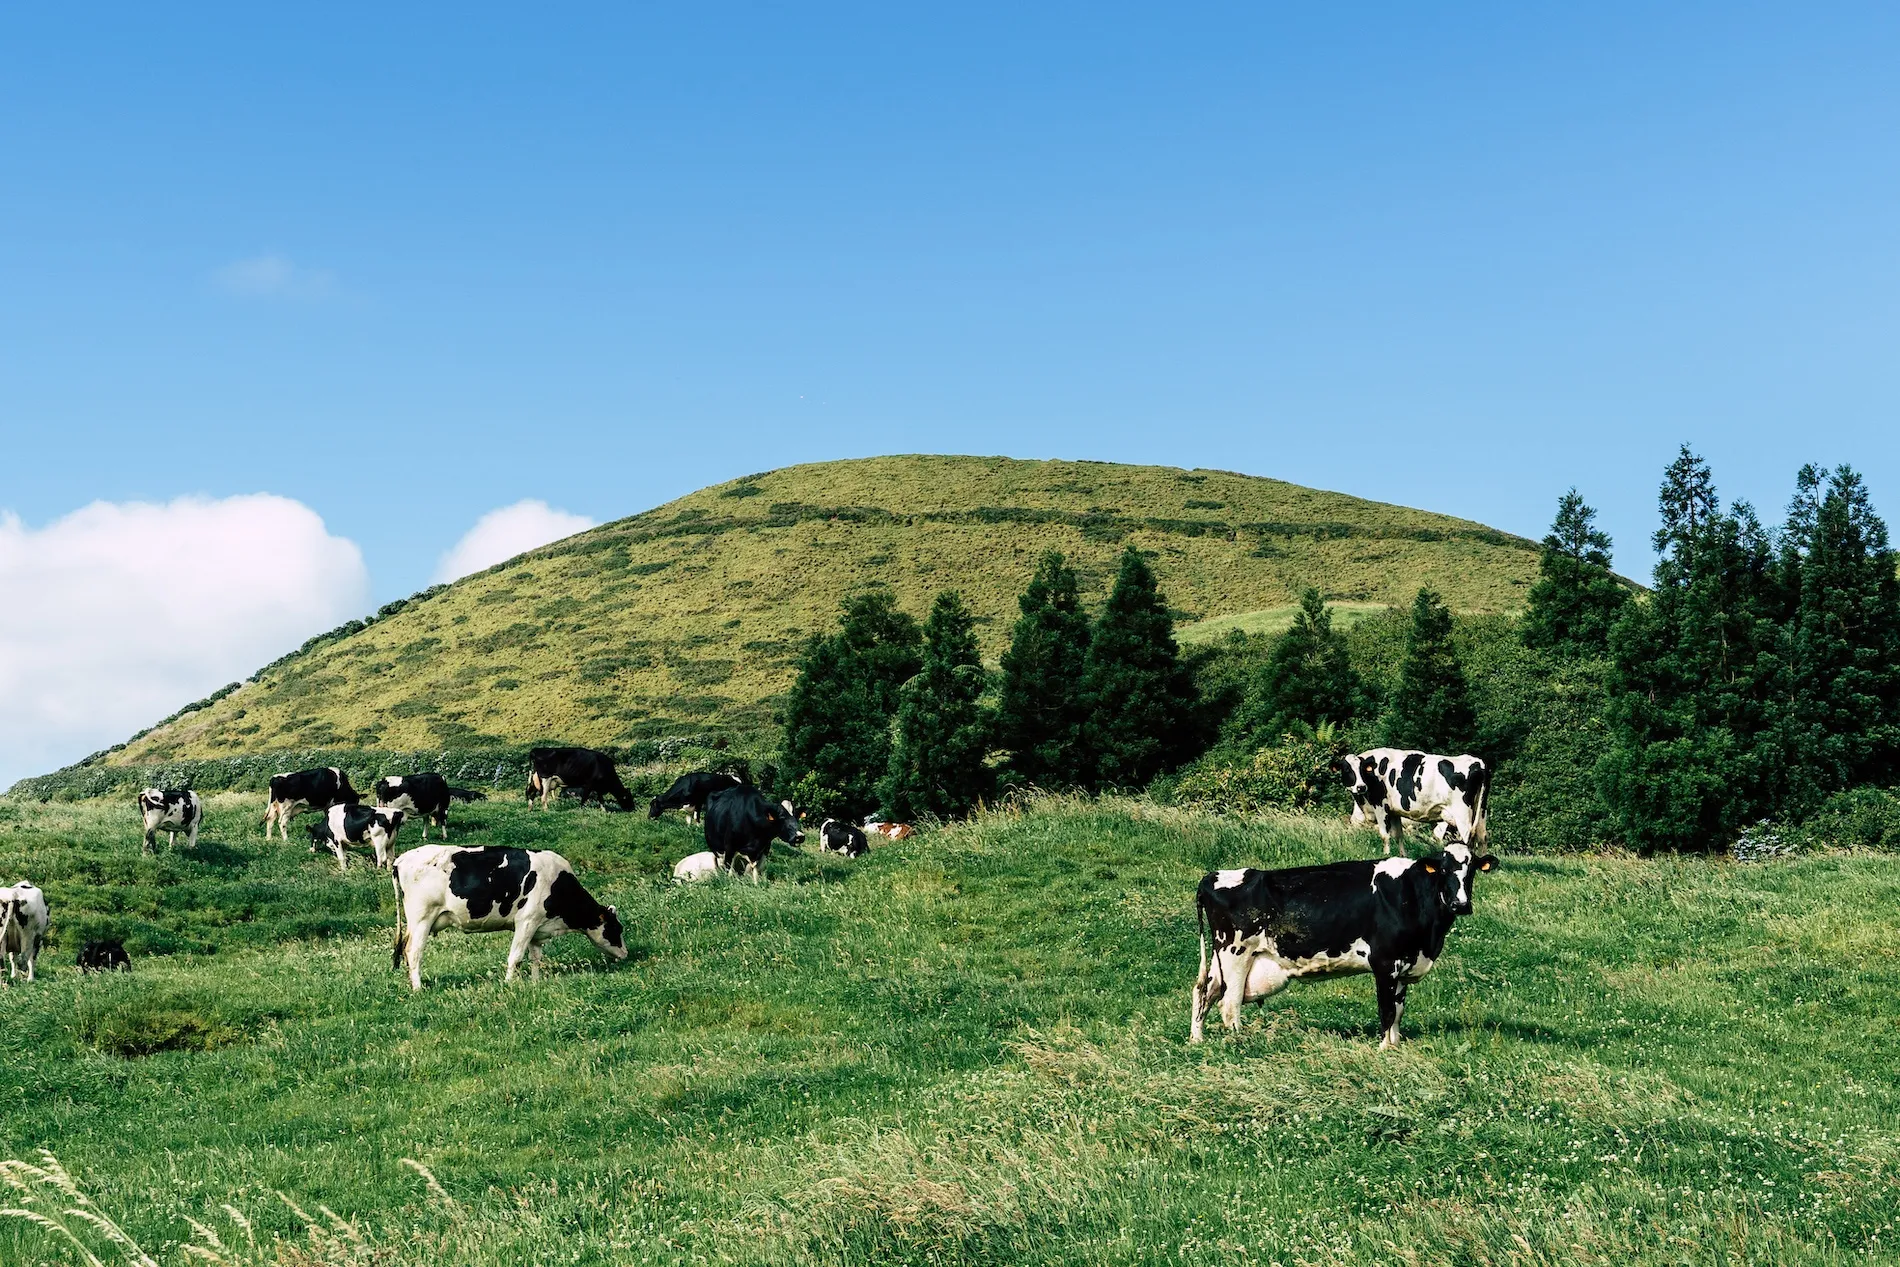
[1,881,50,982]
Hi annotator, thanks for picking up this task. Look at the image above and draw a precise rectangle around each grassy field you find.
[1175,602,1393,645]
[108,456,1541,764]
[2,792,1897,1265]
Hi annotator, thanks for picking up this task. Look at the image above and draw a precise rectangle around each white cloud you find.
[434,500,596,584]
[215,254,338,300]
[0,496,368,787]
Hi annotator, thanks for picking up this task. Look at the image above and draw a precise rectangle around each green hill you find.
[112,455,1541,764]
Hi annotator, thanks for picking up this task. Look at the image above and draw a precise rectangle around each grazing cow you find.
[703,786,804,882]
[1335,748,1490,854]
[1,882,50,983]
[672,851,723,883]
[374,773,484,840]
[818,819,869,858]
[525,746,636,812]
[1189,843,1497,1048]
[308,803,407,871]
[138,788,201,853]
[648,771,744,823]
[864,821,915,841]
[264,768,360,840]
[392,845,626,990]
[76,938,131,973]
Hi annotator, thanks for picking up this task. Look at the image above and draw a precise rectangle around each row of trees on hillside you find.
[780,546,1200,821]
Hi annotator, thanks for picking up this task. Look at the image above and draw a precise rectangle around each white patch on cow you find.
[1213,869,1248,889]
[673,851,721,883]
[1370,857,1413,890]
[1405,952,1437,980]
[0,881,50,982]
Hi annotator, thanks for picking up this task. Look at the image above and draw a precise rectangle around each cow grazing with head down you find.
[1190,843,1497,1048]
[374,773,484,840]
[138,788,201,853]
[818,819,869,858]
[308,803,407,871]
[76,939,131,973]
[1335,748,1490,855]
[1,882,50,983]
[649,771,744,823]
[526,747,636,812]
[392,845,626,990]
[703,786,804,882]
[264,768,360,840]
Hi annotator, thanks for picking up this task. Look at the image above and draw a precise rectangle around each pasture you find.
[2,792,1898,1265]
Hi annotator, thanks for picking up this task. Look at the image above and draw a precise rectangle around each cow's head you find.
[647,797,666,819]
[770,801,806,846]
[378,808,407,834]
[590,905,628,962]
[1422,842,1498,916]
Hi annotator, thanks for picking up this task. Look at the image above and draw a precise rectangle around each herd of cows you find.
[2,740,1499,1048]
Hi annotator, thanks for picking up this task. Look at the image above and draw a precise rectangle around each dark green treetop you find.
[996,551,1093,788]
[1081,546,1199,788]
[881,591,995,820]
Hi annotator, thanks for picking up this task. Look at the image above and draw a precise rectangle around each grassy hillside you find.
[1,795,1896,1265]
[109,455,1540,764]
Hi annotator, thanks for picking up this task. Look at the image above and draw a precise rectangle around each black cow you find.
[138,787,201,853]
[817,819,869,858]
[374,773,485,840]
[525,747,636,812]
[264,767,360,839]
[703,785,804,882]
[1189,843,1497,1049]
[648,771,744,822]
[307,803,407,871]
[76,938,132,972]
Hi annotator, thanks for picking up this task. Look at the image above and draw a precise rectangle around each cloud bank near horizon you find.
[0,495,368,787]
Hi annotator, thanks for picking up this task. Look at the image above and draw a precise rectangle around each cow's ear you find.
[1477,855,1498,872]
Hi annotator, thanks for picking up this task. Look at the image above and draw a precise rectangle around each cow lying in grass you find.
[818,819,869,858]
[1190,843,1497,1049]
[393,845,626,990]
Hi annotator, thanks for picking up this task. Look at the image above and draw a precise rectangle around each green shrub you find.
[1170,736,1341,816]
[1793,787,1900,852]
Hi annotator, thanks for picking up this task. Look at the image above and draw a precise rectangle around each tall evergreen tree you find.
[1081,546,1199,788]
[779,633,894,820]
[838,590,923,715]
[996,551,1093,787]
[1521,489,1630,657]
[1382,588,1477,753]
[1602,447,1778,850]
[1231,587,1361,742]
[882,591,994,819]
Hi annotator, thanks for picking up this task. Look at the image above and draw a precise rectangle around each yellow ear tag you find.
[1423,863,1437,873]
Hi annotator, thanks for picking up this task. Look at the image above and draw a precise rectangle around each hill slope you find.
[113,455,1541,762]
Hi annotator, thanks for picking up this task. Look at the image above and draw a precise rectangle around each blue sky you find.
[3,5,1897,593]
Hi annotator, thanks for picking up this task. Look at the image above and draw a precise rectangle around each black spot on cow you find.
[1396,752,1425,808]
[545,869,605,932]
[447,847,533,919]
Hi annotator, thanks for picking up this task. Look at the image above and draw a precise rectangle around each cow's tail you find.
[524,771,540,805]
[1471,760,1493,844]
[391,869,407,971]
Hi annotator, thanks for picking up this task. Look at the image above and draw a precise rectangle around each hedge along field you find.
[3,794,1899,1265]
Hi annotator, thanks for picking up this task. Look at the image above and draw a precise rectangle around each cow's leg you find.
[1189,932,1218,1044]
[504,923,538,982]
[168,830,178,849]
[143,824,157,854]
[404,920,432,991]
[1219,944,1254,1033]
[528,941,546,982]
[1375,959,1410,1050]
[332,838,349,872]
[186,819,199,851]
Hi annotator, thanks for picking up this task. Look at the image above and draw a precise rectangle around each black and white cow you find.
[648,770,743,823]
[703,785,804,882]
[392,845,627,990]
[264,767,360,840]
[672,850,723,882]
[817,819,869,858]
[374,773,484,840]
[525,747,636,812]
[1,881,50,983]
[1335,748,1490,854]
[76,938,131,973]
[308,803,407,871]
[1189,843,1497,1048]
[138,788,201,853]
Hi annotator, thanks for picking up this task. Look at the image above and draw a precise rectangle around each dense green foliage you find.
[1521,489,1631,657]
[5,794,1900,1264]
[996,551,1093,789]
[1382,588,1478,753]
[1080,547,1200,788]
[779,632,894,821]
[1604,451,1900,850]
[881,592,995,819]
[1226,586,1362,745]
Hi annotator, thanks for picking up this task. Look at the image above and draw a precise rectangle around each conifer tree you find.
[1521,489,1630,657]
[881,591,994,819]
[1080,546,1198,788]
[996,551,1093,787]
[779,632,894,820]
[1231,587,1360,743]
[837,590,923,715]
[1382,589,1477,753]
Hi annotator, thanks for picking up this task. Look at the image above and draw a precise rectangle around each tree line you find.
[777,447,1900,851]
